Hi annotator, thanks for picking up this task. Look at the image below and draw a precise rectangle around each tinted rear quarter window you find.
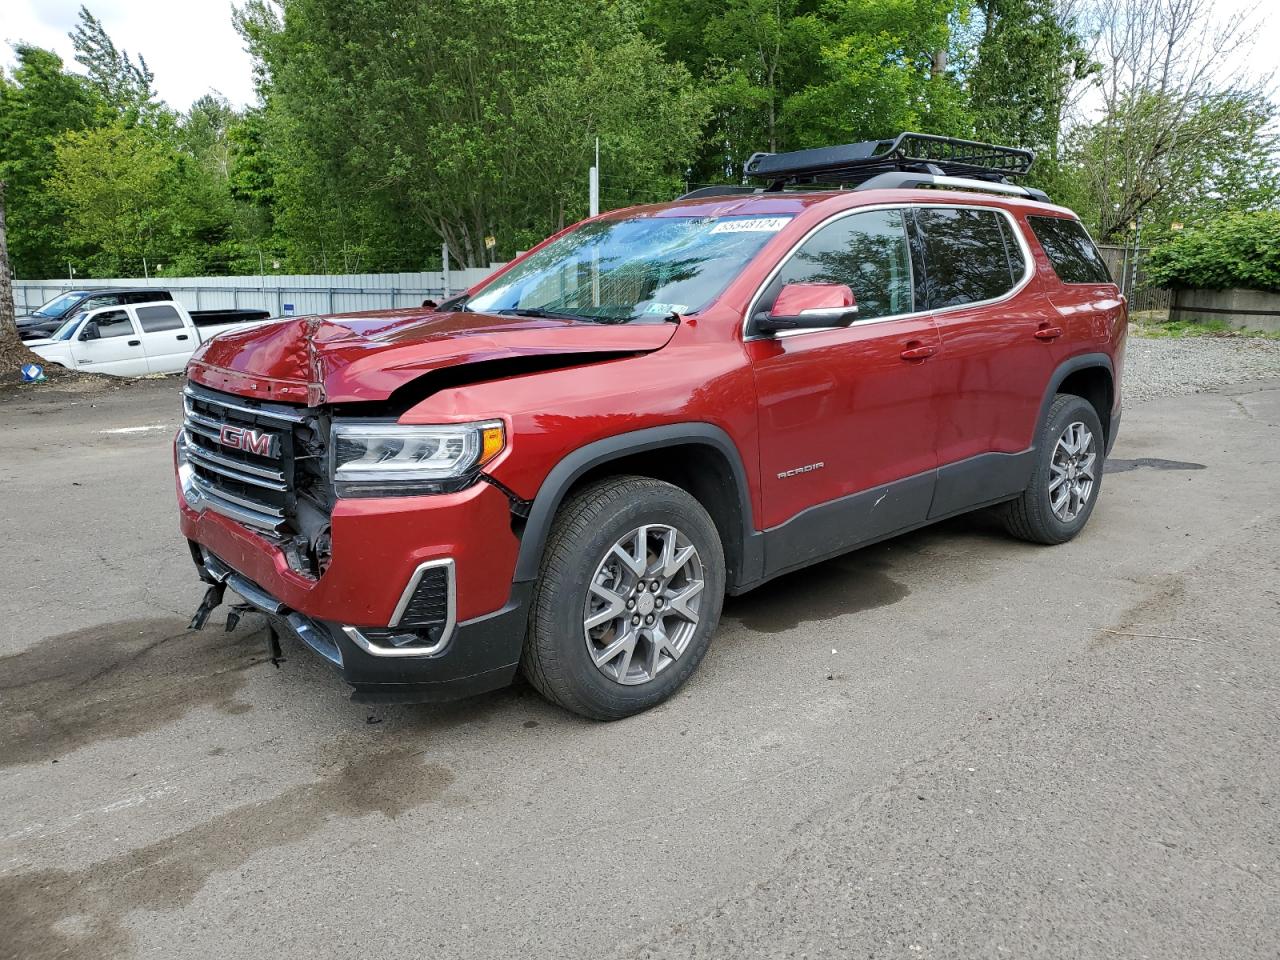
[1028,216,1111,284]
[136,304,185,332]
[915,208,1024,309]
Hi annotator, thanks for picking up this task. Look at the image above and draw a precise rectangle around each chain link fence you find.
[1097,244,1170,318]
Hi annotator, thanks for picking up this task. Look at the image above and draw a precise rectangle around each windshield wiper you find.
[496,307,591,322]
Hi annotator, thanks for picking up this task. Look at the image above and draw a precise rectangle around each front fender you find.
[508,423,763,588]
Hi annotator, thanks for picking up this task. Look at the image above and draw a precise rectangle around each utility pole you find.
[589,137,600,218]
[442,242,451,299]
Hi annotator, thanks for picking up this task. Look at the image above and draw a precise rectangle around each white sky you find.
[1,0,1276,116]
[1,0,257,110]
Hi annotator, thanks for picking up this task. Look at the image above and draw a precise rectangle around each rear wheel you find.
[1002,394,1105,545]
[521,476,725,720]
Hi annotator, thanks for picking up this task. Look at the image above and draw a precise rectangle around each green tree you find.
[237,0,708,268]
[1067,89,1279,241]
[0,44,102,277]
[647,0,973,184]
[964,0,1091,171]
[781,0,973,150]
[48,121,173,275]
[71,5,162,122]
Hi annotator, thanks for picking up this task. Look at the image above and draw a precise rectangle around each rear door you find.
[911,205,1058,517]
[135,303,194,373]
[747,207,941,574]
[68,308,148,375]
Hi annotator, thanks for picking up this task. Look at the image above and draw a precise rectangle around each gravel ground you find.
[1125,334,1280,403]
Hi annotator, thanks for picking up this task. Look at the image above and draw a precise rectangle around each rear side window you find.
[136,304,184,332]
[915,207,1025,309]
[1028,216,1111,284]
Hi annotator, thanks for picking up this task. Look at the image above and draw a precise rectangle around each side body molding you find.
[510,423,764,589]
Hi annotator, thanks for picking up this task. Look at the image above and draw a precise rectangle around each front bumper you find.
[191,542,532,703]
[178,453,531,702]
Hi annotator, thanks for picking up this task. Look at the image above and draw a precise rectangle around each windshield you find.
[467,214,794,323]
[32,291,88,318]
[51,311,89,341]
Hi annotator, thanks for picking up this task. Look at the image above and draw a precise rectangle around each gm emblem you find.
[218,424,278,458]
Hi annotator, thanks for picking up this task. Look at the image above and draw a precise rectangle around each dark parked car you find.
[17,288,269,340]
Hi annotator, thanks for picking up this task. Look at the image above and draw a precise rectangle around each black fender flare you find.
[1036,351,1116,446]
[511,423,762,586]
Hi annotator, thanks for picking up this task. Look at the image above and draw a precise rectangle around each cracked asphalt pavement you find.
[1,375,1277,960]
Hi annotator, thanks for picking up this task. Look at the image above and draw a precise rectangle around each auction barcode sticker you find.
[710,217,791,234]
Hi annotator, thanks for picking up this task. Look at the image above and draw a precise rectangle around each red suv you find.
[176,134,1125,719]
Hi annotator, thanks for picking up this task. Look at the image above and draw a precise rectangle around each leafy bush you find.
[1145,211,1280,292]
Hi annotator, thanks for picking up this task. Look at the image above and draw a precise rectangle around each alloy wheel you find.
[583,524,705,685]
[1049,420,1097,522]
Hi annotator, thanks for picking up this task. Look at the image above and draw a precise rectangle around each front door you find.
[747,207,940,577]
[70,308,147,375]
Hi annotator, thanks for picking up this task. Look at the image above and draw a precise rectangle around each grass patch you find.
[1131,313,1280,340]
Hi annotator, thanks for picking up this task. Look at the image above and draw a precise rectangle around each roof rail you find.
[675,185,762,201]
[858,171,1050,204]
[742,132,1044,200]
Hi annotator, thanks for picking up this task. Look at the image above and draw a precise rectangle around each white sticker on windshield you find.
[644,302,690,315]
[710,217,791,234]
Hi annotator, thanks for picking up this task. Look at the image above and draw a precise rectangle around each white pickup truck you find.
[26,301,276,377]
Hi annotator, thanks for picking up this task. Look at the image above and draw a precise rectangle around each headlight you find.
[331,420,505,496]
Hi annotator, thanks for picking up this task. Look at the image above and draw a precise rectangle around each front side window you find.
[1028,216,1111,284]
[468,214,794,324]
[89,309,136,339]
[915,207,1025,309]
[136,304,184,332]
[758,209,914,321]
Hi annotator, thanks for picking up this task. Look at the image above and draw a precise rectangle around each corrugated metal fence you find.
[13,267,507,318]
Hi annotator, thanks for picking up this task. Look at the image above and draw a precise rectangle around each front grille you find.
[182,384,316,533]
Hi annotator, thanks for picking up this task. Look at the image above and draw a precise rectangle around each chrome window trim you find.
[742,202,1035,341]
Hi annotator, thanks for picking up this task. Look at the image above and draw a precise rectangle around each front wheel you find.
[1001,393,1105,545]
[521,476,726,720]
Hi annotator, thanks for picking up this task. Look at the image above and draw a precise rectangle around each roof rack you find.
[724,132,1048,203]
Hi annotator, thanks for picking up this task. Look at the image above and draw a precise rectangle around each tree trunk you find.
[0,180,60,378]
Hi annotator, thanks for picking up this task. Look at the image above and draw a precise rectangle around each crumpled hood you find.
[186,309,678,404]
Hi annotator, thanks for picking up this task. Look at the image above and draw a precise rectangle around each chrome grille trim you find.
[184,383,308,423]
[185,446,288,489]
[182,383,305,530]
[190,475,287,531]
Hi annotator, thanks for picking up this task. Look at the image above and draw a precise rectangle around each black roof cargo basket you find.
[731,132,1049,203]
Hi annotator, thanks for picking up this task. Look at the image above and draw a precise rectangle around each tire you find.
[521,475,726,720]
[1002,393,1106,545]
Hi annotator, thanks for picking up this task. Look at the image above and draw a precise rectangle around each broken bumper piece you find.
[186,544,532,704]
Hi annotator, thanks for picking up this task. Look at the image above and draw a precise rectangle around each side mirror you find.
[80,321,100,341]
[755,282,858,334]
